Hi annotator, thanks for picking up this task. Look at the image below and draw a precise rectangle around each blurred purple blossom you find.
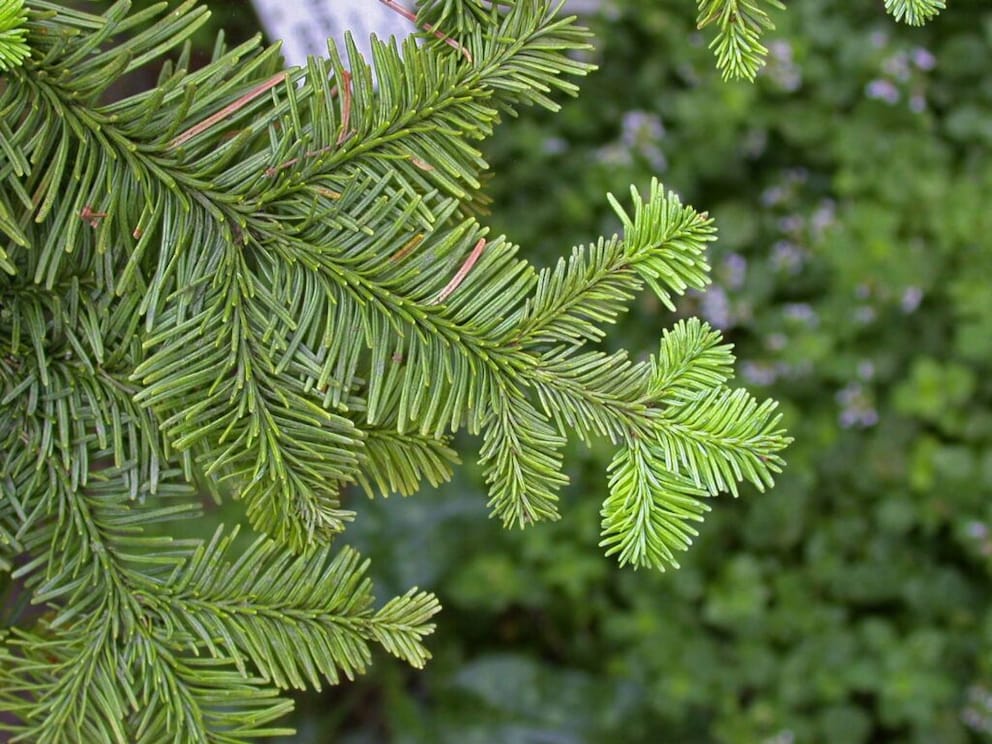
[866,78,900,104]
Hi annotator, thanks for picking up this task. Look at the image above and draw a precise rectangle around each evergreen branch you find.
[4,1,261,290]
[358,427,459,497]
[132,241,365,550]
[0,0,29,72]
[515,180,714,346]
[0,283,167,483]
[463,1,593,111]
[696,0,786,81]
[0,624,129,743]
[287,204,530,439]
[514,237,640,345]
[169,71,288,150]
[606,179,715,310]
[160,530,441,688]
[0,192,26,275]
[381,0,473,61]
[0,627,295,743]
[648,317,735,400]
[530,347,649,444]
[12,459,199,625]
[654,386,789,496]
[5,1,596,545]
[600,440,711,571]
[0,0,800,736]
[124,643,295,744]
[250,2,592,215]
[368,588,442,668]
[25,0,213,103]
[413,0,504,34]
[480,389,569,527]
[883,0,946,26]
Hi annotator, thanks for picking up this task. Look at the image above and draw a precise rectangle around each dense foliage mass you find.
[294,1,987,743]
[0,1,795,740]
[2,0,982,741]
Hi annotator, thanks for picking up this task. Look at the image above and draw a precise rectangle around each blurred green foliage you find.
[109,0,992,741]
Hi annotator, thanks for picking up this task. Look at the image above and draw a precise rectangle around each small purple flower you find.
[741,361,778,386]
[771,241,804,273]
[811,199,837,236]
[723,253,748,289]
[778,214,804,234]
[883,52,911,82]
[901,286,923,313]
[836,382,879,428]
[761,185,786,207]
[967,521,990,540]
[765,332,787,351]
[866,78,900,104]
[542,137,569,155]
[700,287,731,329]
[783,303,818,327]
[912,47,937,71]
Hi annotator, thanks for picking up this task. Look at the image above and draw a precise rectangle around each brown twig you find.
[79,205,107,227]
[410,156,434,171]
[378,0,473,63]
[391,233,424,262]
[264,71,354,177]
[336,70,353,145]
[169,72,288,150]
[431,238,487,304]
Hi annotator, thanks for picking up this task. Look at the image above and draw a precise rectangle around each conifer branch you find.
[600,441,712,571]
[696,0,943,81]
[381,0,474,62]
[159,531,441,687]
[883,0,946,26]
[0,0,29,72]
[696,0,786,81]
[0,0,802,738]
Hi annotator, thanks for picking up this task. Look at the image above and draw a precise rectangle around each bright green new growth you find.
[883,0,946,26]
[696,0,786,82]
[0,0,29,73]
[698,0,945,80]
[0,0,789,740]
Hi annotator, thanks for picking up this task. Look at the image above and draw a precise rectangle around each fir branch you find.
[159,530,440,687]
[0,1,799,738]
[5,2,597,547]
[696,0,786,81]
[530,347,649,444]
[357,426,459,497]
[381,0,473,62]
[0,627,296,743]
[599,440,711,571]
[654,386,788,496]
[0,624,131,743]
[480,388,569,527]
[131,240,366,549]
[513,237,641,346]
[647,317,735,401]
[606,180,715,310]
[883,0,946,26]
[0,0,29,72]
[413,0,505,34]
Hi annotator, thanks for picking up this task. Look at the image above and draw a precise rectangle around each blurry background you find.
[100,0,992,741]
